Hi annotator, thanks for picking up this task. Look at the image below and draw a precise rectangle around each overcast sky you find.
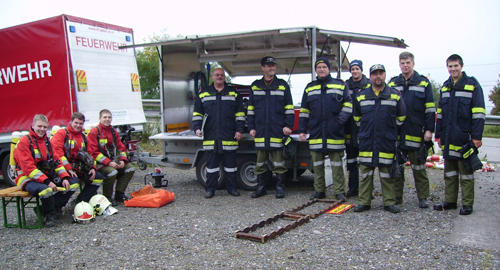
[1,0,499,112]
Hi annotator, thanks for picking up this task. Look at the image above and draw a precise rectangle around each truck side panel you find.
[66,19,146,126]
[0,16,73,132]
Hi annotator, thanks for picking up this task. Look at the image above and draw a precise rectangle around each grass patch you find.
[483,125,500,138]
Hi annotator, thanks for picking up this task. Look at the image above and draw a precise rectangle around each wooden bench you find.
[0,186,43,229]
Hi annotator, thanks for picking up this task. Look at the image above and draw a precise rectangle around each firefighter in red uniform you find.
[51,112,103,208]
[247,56,295,199]
[87,109,135,206]
[14,114,79,227]
[193,68,246,198]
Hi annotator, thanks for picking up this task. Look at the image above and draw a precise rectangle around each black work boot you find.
[433,202,458,211]
[114,191,130,203]
[106,196,118,206]
[45,210,56,227]
[251,173,268,198]
[275,174,285,199]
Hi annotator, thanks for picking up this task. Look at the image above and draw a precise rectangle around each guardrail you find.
[142,100,500,125]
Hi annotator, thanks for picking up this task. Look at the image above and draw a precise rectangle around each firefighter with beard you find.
[353,64,406,213]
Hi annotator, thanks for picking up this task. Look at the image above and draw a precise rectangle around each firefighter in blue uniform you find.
[298,57,352,201]
[193,68,246,198]
[388,52,435,208]
[434,54,485,215]
[247,56,295,199]
[353,64,407,213]
[345,59,371,197]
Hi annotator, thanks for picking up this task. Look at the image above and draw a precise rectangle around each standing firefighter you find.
[434,54,486,215]
[353,64,407,213]
[388,52,435,208]
[51,112,104,208]
[247,56,295,199]
[298,57,352,201]
[88,109,135,206]
[193,68,246,198]
[345,59,371,197]
[14,114,79,227]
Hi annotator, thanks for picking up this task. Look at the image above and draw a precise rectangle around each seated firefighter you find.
[51,112,104,208]
[14,114,80,227]
[87,109,135,206]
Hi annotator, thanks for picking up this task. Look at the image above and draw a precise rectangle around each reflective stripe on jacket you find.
[388,71,435,150]
[435,72,485,160]
[87,124,128,169]
[345,74,371,147]
[354,84,407,167]
[298,74,352,152]
[247,76,294,150]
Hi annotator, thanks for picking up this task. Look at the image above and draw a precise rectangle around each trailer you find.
[125,27,407,190]
[0,15,146,186]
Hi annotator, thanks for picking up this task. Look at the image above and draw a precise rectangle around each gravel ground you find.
[1,165,499,269]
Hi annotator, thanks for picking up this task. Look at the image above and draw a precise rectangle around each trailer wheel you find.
[195,155,225,190]
[2,155,16,187]
[236,155,258,191]
[137,160,148,170]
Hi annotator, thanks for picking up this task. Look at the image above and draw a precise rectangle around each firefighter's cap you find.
[369,64,385,74]
[261,56,277,66]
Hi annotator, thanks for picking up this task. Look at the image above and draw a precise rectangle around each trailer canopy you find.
[124,26,407,77]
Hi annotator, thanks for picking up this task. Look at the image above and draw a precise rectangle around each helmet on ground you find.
[89,194,111,215]
[73,202,95,224]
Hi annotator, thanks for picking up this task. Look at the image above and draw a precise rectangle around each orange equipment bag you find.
[124,184,175,208]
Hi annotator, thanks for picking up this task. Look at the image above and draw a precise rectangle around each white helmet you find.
[73,202,95,224]
[89,194,111,216]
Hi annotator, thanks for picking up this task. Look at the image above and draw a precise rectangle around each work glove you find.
[282,136,296,159]
[458,142,483,173]
[417,141,435,164]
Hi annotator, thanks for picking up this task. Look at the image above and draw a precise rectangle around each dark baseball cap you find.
[261,56,277,66]
[369,64,386,74]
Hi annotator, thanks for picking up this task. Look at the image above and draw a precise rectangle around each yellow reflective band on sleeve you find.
[254,138,265,143]
[305,85,321,93]
[397,116,406,121]
[285,105,294,110]
[425,102,435,108]
[405,135,422,142]
[222,141,238,146]
[247,106,255,110]
[390,94,400,101]
[17,176,29,188]
[357,95,366,102]
[270,138,282,143]
[199,92,211,98]
[418,81,429,87]
[278,85,286,90]
[96,153,106,163]
[326,139,345,145]
[309,138,323,144]
[343,102,353,108]
[464,85,475,91]
[300,108,310,113]
[379,152,395,159]
[472,107,486,114]
[326,84,345,90]
[29,169,43,179]
[449,144,462,151]
[437,108,442,113]
[235,112,246,117]
[193,112,203,117]
[203,141,215,146]
[353,116,362,122]
[359,152,373,157]
[69,183,80,190]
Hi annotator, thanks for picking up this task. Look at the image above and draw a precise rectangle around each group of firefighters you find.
[12,52,485,227]
[13,110,134,227]
[193,53,486,216]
